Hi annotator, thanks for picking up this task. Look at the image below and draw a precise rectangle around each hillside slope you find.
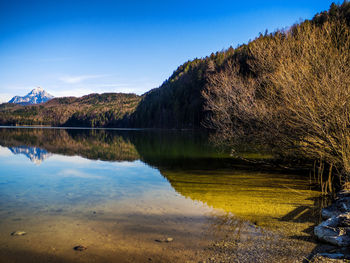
[129,49,236,129]
[0,93,141,127]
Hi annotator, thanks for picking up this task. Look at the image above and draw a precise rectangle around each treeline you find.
[0,93,141,127]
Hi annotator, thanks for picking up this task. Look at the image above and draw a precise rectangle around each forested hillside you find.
[0,93,140,127]
[128,48,235,128]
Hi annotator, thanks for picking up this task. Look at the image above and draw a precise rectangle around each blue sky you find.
[0,0,335,102]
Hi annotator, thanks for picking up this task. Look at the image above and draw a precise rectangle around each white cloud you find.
[39,57,71,62]
[59,74,108,84]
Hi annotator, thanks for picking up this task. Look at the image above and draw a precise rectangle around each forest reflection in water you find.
[0,127,330,262]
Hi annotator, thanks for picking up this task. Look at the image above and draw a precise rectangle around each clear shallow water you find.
[0,128,329,263]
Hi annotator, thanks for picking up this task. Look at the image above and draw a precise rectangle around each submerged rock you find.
[314,213,350,246]
[11,231,26,236]
[73,245,87,251]
[155,237,173,243]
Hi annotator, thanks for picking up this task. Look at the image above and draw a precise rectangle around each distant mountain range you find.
[9,87,54,105]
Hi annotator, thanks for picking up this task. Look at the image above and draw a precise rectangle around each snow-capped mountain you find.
[9,87,54,105]
[8,146,52,165]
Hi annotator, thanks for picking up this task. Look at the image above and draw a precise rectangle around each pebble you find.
[11,231,26,236]
[155,237,174,243]
[73,245,87,251]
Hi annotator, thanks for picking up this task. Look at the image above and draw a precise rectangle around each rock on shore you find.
[313,191,350,261]
[314,213,350,246]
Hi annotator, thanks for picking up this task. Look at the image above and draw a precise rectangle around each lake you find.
[0,127,329,263]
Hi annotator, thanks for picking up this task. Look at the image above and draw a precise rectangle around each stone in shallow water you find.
[314,213,350,246]
[11,231,26,236]
[155,237,173,243]
[73,245,87,251]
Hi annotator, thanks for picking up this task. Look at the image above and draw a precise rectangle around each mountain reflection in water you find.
[8,146,52,164]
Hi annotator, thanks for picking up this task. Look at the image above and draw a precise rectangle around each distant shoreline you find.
[0,125,146,131]
[0,125,197,131]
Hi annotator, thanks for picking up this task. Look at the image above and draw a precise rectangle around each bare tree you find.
[260,21,350,176]
[204,20,350,179]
